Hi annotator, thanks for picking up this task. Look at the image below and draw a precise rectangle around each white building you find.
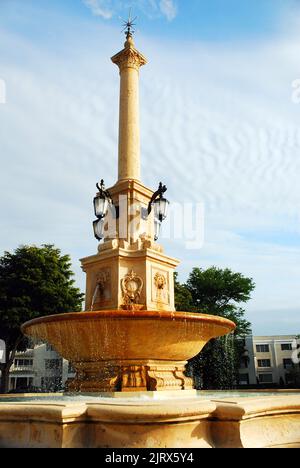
[9,344,75,392]
[239,335,300,387]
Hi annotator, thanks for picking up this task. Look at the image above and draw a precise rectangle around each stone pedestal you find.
[82,247,179,313]
[83,179,179,313]
[66,360,193,393]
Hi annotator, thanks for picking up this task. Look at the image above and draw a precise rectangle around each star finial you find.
[122,9,137,39]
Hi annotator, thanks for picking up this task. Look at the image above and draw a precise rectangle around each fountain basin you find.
[22,310,235,392]
[0,392,300,448]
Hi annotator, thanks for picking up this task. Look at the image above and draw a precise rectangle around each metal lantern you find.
[153,196,169,222]
[148,182,169,241]
[93,194,109,219]
[93,180,116,241]
[93,180,111,219]
[93,218,105,241]
[154,219,162,242]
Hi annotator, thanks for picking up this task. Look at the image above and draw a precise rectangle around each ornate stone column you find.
[111,34,147,182]
[81,34,179,316]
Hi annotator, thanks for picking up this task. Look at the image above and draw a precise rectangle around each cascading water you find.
[90,284,100,312]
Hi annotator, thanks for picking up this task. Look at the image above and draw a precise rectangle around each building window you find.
[240,357,249,369]
[239,374,249,385]
[68,362,75,374]
[256,344,270,353]
[258,359,271,368]
[258,373,273,384]
[281,343,292,351]
[46,344,55,352]
[14,359,33,367]
[283,359,293,369]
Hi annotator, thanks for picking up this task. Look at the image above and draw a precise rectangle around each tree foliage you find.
[174,273,194,312]
[286,366,300,388]
[175,267,254,389]
[0,245,84,393]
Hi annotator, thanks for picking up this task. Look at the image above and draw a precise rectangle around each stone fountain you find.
[21,31,235,394]
[1,32,300,449]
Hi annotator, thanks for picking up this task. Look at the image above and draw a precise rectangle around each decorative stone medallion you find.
[121,270,144,309]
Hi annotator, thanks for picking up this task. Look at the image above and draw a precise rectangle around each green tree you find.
[0,245,84,393]
[174,272,194,312]
[286,366,300,388]
[175,267,254,389]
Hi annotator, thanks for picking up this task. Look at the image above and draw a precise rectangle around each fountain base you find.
[66,360,193,393]
[0,393,299,448]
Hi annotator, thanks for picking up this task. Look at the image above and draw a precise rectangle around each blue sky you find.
[1,0,299,41]
[1,0,300,335]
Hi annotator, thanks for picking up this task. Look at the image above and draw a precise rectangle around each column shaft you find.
[111,36,147,182]
[118,66,140,181]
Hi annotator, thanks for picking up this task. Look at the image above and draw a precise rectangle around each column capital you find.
[111,37,147,72]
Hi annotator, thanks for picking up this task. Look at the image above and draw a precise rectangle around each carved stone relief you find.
[66,362,193,393]
[91,268,111,310]
[121,270,144,310]
[152,269,170,305]
[112,46,147,72]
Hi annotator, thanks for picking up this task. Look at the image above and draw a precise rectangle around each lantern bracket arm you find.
[96,179,113,204]
[147,182,167,216]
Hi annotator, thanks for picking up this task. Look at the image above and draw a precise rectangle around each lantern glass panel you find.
[93,218,105,241]
[154,197,169,221]
[94,196,109,219]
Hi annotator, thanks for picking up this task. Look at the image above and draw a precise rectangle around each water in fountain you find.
[90,284,100,312]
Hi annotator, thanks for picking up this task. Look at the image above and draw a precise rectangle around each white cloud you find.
[159,0,177,21]
[83,0,178,21]
[83,0,113,19]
